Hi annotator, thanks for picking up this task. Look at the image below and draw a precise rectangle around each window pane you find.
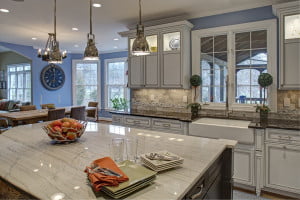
[24,65,31,70]
[17,66,23,71]
[214,87,226,103]
[236,86,250,103]
[252,30,267,49]
[25,89,31,102]
[17,89,24,101]
[202,70,211,85]
[107,62,125,85]
[10,74,16,88]
[9,67,16,72]
[236,32,250,50]
[201,54,213,69]
[251,49,267,66]
[214,35,227,52]
[25,73,31,88]
[201,86,210,102]
[251,69,260,85]
[236,69,251,85]
[201,37,213,53]
[236,50,251,67]
[18,74,23,88]
[9,89,16,99]
[108,86,124,108]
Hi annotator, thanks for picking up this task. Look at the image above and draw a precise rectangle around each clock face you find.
[40,64,65,90]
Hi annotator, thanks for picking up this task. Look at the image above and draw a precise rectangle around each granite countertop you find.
[110,110,193,122]
[249,119,300,130]
[0,122,236,200]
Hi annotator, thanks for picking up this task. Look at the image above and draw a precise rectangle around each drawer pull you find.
[190,184,204,200]
[163,124,170,128]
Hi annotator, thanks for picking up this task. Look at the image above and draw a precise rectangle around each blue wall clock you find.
[40,64,65,90]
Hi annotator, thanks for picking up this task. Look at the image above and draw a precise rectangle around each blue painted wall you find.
[0,41,73,108]
[189,6,276,30]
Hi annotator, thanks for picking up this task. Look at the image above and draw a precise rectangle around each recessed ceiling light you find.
[74,44,79,48]
[113,38,119,41]
[72,27,78,31]
[92,3,101,8]
[32,37,37,40]
[114,46,118,49]
[0,9,10,13]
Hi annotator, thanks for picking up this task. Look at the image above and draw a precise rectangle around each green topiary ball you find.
[190,75,202,87]
[258,73,273,88]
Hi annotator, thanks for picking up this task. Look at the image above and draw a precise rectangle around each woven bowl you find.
[42,120,87,142]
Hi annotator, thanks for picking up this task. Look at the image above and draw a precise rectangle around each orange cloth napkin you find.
[85,157,129,191]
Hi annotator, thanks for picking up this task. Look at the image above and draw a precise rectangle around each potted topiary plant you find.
[187,75,202,119]
[256,73,273,127]
[190,74,202,102]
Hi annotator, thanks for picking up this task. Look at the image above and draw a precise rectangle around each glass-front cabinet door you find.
[284,14,300,40]
[163,32,181,52]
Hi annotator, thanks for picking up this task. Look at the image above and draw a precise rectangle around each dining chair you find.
[70,106,86,121]
[41,103,56,109]
[0,118,9,134]
[86,101,98,121]
[20,105,37,111]
[47,108,65,121]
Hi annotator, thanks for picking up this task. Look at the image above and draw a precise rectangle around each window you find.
[235,30,267,104]
[200,35,227,103]
[72,60,100,106]
[105,58,129,109]
[7,63,31,102]
[192,19,277,111]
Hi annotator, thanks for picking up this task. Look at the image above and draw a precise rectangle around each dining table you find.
[0,106,97,126]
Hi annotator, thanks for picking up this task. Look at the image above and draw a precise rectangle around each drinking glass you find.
[110,138,125,162]
[125,138,138,163]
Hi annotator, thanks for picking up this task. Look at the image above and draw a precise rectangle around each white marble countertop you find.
[0,122,237,200]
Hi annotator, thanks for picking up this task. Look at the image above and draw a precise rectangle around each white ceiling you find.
[0,0,294,54]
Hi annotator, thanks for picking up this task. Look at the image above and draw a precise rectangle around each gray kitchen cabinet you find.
[273,2,300,89]
[161,52,181,88]
[129,56,144,87]
[233,145,255,186]
[119,21,193,89]
[265,143,300,195]
[145,53,159,87]
[264,128,300,198]
[111,113,188,135]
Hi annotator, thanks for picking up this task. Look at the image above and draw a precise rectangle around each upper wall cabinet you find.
[273,2,300,90]
[119,21,193,89]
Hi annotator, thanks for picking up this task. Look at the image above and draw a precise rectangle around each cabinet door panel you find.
[233,148,254,186]
[129,56,144,87]
[162,53,181,87]
[145,54,159,87]
[284,41,300,87]
[266,143,300,194]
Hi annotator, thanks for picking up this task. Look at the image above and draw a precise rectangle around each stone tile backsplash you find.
[277,90,300,114]
[131,89,300,121]
[131,89,192,113]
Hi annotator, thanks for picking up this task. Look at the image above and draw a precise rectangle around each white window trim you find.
[72,59,101,108]
[192,19,277,112]
[7,63,32,102]
[104,57,128,110]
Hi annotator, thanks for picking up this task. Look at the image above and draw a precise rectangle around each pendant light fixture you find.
[132,0,150,56]
[83,0,99,60]
[37,0,66,63]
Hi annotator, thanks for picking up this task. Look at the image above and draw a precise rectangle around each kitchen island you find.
[0,122,236,199]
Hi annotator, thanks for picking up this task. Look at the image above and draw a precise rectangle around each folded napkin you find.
[85,157,129,191]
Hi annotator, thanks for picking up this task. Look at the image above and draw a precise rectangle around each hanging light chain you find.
[90,0,92,34]
[139,0,142,25]
[54,0,56,41]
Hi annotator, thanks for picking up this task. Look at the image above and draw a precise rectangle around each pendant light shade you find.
[132,0,150,56]
[37,0,66,63]
[84,0,99,60]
